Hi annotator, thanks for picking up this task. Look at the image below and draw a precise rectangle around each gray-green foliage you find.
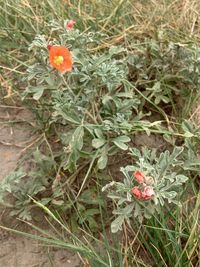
[102,147,189,233]
[0,169,26,204]
[22,21,143,172]
[0,150,55,220]
[128,40,200,117]
[22,22,200,178]
[2,20,200,227]
[6,20,199,222]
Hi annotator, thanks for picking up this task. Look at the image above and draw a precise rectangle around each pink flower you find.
[131,186,143,199]
[142,186,155,200]
[134,170,145,184]
[66,20,75,29]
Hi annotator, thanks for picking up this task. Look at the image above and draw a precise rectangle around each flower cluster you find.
[131,170,155,200]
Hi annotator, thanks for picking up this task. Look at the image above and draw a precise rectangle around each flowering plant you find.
[21,19,143,173]
[7,19,198,225]
[102,146,188,233]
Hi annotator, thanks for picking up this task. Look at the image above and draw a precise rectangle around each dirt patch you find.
[0,228,81,267]
[0,106,82,267]
[133,132,167,151]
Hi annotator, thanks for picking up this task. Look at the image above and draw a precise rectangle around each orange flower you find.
[49,45,73,73]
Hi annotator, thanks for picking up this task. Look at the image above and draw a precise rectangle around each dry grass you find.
[107,0,200,44]
[130,0,200,37]
[190,103,200,126]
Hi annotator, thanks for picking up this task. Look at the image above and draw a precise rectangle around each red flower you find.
[49,45,73,73]
[66,20,75,29]
[134,170,145,184]
[131,185,155,201]
[142,186,155,200]
[47,44,53,50]
[131,186,143,199]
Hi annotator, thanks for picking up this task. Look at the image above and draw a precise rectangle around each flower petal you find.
[49,46,73,72]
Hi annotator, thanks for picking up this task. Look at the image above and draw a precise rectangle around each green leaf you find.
[84,208,100,217]
[183,132,194,138]
[97,154,108,170]
[0,169,26,193]
[175,174,188,184]
[72,126,84,150]
[111,215,124,233]
[79,190,104,206]
[152,81,161,92]
[155,96,161,105]
[116,92,133,98]
[40,198,52,205]
[94,129,104,139]
[182,120,194,133]
[102,95,112,105]
[113,136,131,143]
[56,111,80,124]
[87,217,98,229]
[113,135,130,150]
[24,85,46,101]
[162,95,170,103]
[109,46,127,56]
[170,146,184,160]
[162,191,177,199]
[92,138,106,149]
[134,203,140,218]
[33,89,44,100]
[113,141,128,150]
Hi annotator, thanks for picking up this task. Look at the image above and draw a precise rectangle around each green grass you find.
[0,1,200,267]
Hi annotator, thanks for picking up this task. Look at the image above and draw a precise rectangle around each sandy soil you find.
[0,106,82,267]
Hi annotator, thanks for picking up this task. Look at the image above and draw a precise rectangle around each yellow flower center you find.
[54,55,64,65]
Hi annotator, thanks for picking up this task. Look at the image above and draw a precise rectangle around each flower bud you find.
[142,186,155,200]
[134,170,145,184]
[131,186,143,199]
[66,20,75,29]
[47,44,53,50]
[145,176,153,185]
